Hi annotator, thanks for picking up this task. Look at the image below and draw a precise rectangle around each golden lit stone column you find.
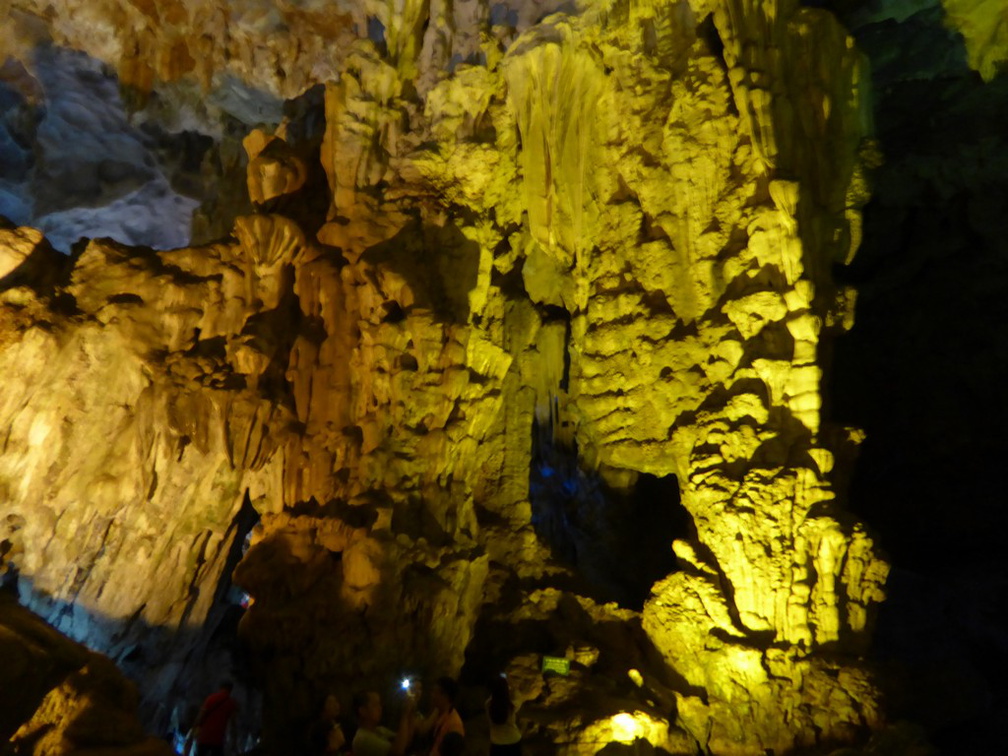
[497,3,890,753]
[635,3,888,753]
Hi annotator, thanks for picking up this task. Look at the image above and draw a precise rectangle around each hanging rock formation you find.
[1,1,890,754]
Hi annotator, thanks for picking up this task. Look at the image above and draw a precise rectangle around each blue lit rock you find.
[0,46,200,252]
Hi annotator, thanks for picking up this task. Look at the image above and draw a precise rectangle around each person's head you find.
[488,674,512,725]
[431,677,458,713]
[440,731,464,756]
[322,693,341,719]
[354,690,382,728]
[220,680,235,693]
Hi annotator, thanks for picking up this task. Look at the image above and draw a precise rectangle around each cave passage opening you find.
[528,417,689,610]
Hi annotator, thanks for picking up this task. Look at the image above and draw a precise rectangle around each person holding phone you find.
[352,688,416,756]
[486,675,521,756]
[311,694,346,756]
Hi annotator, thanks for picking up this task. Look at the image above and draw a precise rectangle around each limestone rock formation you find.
[1,1,891,754]
[845,0,1008,81]
[0,47,201,252]
[0,593,173,756]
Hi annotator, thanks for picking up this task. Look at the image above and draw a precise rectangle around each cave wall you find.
[0,47,203,252]
[0,592,173,756]
[832,0,1008,569]
[2,1,891,754]
[824,0,1008,750]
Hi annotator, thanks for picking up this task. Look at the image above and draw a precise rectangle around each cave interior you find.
[2,1,1008,755]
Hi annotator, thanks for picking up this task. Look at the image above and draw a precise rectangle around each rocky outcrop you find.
[844,0,1008,82]
[0,48,202,252]
[1,1,890,754]
[0,593,172,756]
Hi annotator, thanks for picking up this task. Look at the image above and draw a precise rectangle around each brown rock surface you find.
[0,593,172,756]
[1,1,891,754]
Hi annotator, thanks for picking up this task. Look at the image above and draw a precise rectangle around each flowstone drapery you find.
[1,1,888,754]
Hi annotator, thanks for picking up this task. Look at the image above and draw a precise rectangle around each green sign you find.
[541,655,571,676]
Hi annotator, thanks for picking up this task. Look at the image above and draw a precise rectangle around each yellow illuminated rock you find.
[941,0,1008,81]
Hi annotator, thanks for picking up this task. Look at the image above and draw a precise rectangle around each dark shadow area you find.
[391,495,455,548]
[232,515,501,755]
[283,496,380,530]
[4,576,260,754]
[0,591,91,742]
[0,215,74,296]
[459,571,700,755]
[360,219,482,325]
[366,17,389,57]
[490,3,520,28]
[247,84,331,240]
[212,493,262,611]
[828,0,1008,570]
[528,419,688,610]
[870,565,1008,756]
[460,578,693,698]
[816,1,1008,751]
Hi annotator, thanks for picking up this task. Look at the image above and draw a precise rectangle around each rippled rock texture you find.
[1,1,890,754]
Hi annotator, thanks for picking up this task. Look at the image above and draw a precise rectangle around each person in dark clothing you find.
[310,694,346,756]
[193,680,239,756]
[440,731,464,756]
[416,677,464,756]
